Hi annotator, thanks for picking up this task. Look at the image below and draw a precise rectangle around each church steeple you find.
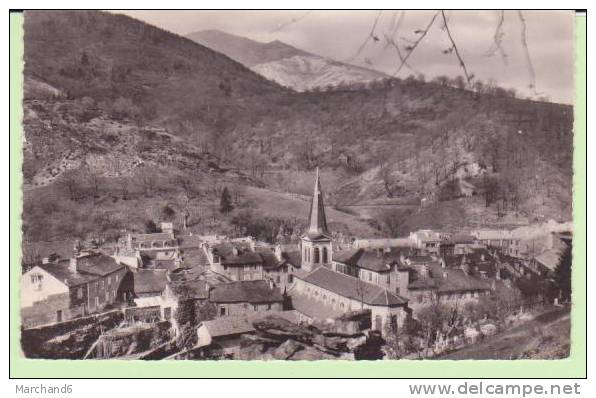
[301,167,332,271]
[307,167,329,238]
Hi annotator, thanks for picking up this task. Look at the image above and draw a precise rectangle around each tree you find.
[138,166,157,197]
[145,220,159,233]
[219,186,233,214]
[59,170,81,201]
[554,241,572,302]
[162,204,176,220]
[84,163,101,201]
[479,175,500,207]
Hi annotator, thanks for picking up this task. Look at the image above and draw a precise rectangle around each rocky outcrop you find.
[85,321,172,359]
[21,310,124,359]
[233,313,384,360]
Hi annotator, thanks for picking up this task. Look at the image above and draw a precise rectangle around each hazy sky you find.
[117,10,576,104]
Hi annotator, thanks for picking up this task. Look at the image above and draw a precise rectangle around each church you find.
[290,168,411,333]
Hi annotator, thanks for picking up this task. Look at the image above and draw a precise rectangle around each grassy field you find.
[241,186,379,237]
[439,307,570,360]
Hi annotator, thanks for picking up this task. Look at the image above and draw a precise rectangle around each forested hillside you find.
[22,10,574,242]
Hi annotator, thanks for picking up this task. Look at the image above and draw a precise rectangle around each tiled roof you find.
[472,230,513,241]
[425,263,491,293]
[221,251,263,265]
[451,233,476,244]
[177,235,203,249]
[76,254,124,276]
[130,232,175,243]
[283,251,302,268]
[408,255,434,264]
[332,249,361,265]
[169,279,209,300]
[133,269,168,295]
[211,242,263,266]
[256,249,283,270]
[334,248,404,272]
[209,280,284,304]
[37,262,95,287]
[298,267,407,306]
[533,250,561,271]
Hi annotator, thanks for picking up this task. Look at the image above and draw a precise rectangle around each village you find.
[20,168,572,360]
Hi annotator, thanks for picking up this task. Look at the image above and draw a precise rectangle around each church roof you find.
[297,267,408,307]
[304,168,330,240]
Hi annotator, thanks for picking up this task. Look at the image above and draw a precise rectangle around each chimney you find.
[442,270,448,279]
[274,244,283,262]
[69,257,77,273]
[232,246,238,256]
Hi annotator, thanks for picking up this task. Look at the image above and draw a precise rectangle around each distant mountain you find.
[186,30,387,91]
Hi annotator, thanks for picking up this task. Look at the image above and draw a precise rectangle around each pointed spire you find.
[306,167,330,237]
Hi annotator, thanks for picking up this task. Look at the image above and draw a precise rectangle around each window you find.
[267,304,272,310]
[115,274,119,282]
[223,265,228,271]
[220,307,226,316]
[288,275,293,283]
[107,276,111,285]
[314,248,320,263]
[253,305,258,311]
[322,247,328,263]
[368,272,372,282]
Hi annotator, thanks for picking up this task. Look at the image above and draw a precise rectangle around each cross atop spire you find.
[306,167,330,238]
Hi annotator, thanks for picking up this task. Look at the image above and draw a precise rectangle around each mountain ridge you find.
[186,29,388,91]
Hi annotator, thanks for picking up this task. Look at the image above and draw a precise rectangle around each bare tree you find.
[59,170,80,201]
[138,166,158,197]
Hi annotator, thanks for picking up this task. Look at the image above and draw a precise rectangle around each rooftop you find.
[533,250,562,271]
[333,248,404,272]
[209,280,284,304]
[132,269,168,295]
[37,261,95,287]
[76,253,124,277]
[298,266,407,307]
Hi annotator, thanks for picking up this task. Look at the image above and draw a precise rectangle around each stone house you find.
[20,253,129,327]
[209,280,284,317]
